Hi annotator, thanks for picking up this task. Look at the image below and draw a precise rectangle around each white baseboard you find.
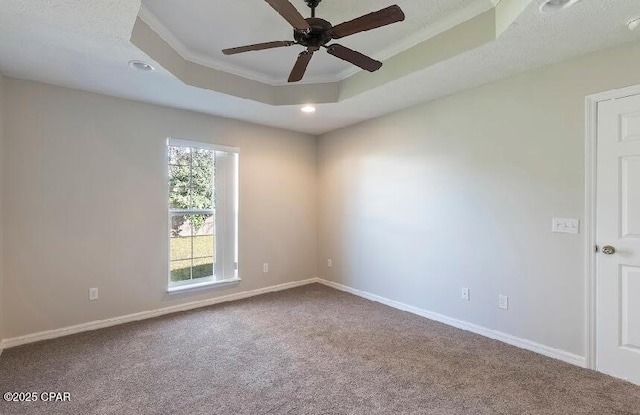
[1,277,587,369]
[316,278,586,368]
[1,278,318,350]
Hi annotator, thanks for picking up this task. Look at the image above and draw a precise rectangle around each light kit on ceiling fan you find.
[222,0,406,83]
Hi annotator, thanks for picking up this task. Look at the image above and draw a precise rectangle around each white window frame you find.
[167,138,240,293]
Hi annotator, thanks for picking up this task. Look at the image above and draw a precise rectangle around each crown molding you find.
[138,0,496,86]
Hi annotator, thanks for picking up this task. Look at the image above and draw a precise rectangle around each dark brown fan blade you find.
[331,5,405,39]
[288,48,316,83]
[222,41,295,55]
[265,0,311,32]
[326,44,382,72]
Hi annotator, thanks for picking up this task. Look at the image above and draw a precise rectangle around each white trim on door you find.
[584,83,640,371]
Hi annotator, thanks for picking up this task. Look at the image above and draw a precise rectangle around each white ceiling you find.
[140,0,492,85]
[0,0,639,135]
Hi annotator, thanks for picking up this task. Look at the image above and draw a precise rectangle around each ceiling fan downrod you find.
[305,0,322,17]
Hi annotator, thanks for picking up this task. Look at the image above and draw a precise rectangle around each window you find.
[167,138,239,292]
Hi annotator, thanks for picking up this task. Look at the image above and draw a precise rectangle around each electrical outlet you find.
[263,263,269,273]
[89,287,99,301]
[461,287,470,301]
[327,259,333,268]
[499,295,509,310]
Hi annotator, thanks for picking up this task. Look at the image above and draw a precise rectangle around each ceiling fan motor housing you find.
[294,18,333,48]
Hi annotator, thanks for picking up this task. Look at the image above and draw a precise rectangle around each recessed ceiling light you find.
[129,60,155,72]
[301,105,316,113]
[539,0,582,13]
[629,17,640,31]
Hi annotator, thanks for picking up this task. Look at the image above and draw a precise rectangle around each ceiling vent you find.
[539,0,582,13]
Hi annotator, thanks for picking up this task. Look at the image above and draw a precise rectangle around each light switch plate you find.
[552,218,580,234]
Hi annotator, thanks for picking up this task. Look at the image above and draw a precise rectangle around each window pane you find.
[169,187,190,210]
[169,164,191,188]
[170,237,192,261]
[190,163,213,210]
[168,147,213,210]
[193,235,214,259]
[168,146,191,166]
[170,215,192,237]
[192,148,213,167]
[192,257,214,280]
[192,214,214,235]
[170,260,192,282]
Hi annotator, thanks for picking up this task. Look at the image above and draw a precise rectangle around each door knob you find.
[602,245,616,255]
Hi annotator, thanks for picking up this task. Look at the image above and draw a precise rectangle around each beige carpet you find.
[0,283,639,415]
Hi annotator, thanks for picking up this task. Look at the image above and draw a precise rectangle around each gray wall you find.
[2,79,317,339]
[317,40,640,357]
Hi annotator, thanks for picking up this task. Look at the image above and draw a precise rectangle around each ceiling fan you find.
[222,0,406,83]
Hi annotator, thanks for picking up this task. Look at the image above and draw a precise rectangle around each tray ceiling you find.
[140,0,496,85]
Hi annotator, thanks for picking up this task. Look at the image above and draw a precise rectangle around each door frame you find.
[584,83,640,371]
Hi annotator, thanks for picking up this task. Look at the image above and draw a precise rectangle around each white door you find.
[596,93,640,385]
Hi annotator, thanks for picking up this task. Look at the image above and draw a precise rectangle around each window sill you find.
[167,277,241,294]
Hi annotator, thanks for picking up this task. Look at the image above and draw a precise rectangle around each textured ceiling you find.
[0,0,639,135]
[140,0,491,84]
